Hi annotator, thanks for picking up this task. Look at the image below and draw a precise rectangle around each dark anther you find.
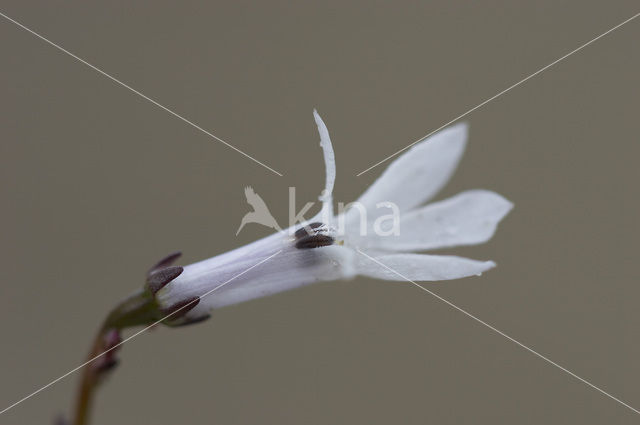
[295,234,335,249]
[160,296,201,322]
[294,222,334,249]
[294,222,325,238]
[148,251,182,275]
[147,266,184,295]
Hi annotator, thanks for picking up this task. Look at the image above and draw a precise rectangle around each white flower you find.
[155,111,512,323]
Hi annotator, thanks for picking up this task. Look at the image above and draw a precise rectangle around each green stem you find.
[71,290,160,425]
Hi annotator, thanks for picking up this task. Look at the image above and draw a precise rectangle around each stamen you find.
[294,222,326,238]
[294,222,335,249]
[295,234,335,249]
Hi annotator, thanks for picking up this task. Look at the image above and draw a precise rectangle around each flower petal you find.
[198,245,354,309]
[353,123,468,220]
[356,251,495,281]
[157,231,355,314]
[374,190,513,251]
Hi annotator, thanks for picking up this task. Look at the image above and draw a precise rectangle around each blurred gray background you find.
[1,1,639,424]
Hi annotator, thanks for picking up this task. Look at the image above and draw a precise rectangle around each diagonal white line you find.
[356,249,640,415]
[0,250,282,416]
[0,11,283,177]
[356,11,640,177]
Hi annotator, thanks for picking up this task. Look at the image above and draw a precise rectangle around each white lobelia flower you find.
[152,111,513,324]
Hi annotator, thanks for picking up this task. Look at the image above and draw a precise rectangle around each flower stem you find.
[70,290,160,425]
[71,325,108,425]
